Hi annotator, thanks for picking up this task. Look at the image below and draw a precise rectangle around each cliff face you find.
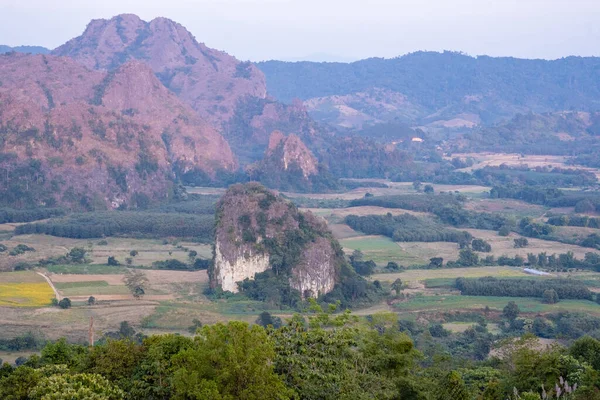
[52,14,267,128]
[265,131,318,178]
[210,183,340,297]
[0,53,235,208]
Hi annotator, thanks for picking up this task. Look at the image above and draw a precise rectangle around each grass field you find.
[340,235,423,265]
[372,266,529,284]
[47,264,127,275]
[0,234,212,272]
[393,295,600,314]
[0,272,54,307]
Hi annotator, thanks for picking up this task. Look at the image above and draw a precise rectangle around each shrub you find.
[107,256,119,266]
[58,298,72,309]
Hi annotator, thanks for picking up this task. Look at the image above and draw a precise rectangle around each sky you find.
[0,0,599,62]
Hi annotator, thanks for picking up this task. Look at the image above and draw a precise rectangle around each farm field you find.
[340,228,596,267]
[0,234,212,272]
[371,266,528,284]
[0,271,54,307]
[393,295,600,315]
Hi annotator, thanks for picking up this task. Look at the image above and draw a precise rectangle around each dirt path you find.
[36,272,61,301]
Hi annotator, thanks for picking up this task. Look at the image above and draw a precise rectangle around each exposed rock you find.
[210,183,341,297]
[265,131,318,178]
[0,53,235,208]
[52,14,267,128]
[246,131,339,192]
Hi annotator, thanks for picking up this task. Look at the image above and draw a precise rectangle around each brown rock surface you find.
[52,14,267,127]
[0,53,235,208]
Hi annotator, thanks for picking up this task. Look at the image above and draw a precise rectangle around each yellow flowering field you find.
[0,282,54,307]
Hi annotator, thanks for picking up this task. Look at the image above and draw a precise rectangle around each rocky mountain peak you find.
[210,183,340,298]
[52,14,267,127]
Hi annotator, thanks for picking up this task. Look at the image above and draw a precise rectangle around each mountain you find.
[257,51,600,127]
[210,183,342,299]
[52,14,267,128]
[52,14,326,167]
[451,111,600,156]
[304,87,424,129]
[0,53,235,209]
[247,131,339,192]
[0,45,50,55]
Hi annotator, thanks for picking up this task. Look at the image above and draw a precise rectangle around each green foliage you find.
[58,298,72,309]
[345,213,472,243]
[9,244,35,256]
[0,207,65,223]
[171,321,294,400]
[472,238,492,252]
[16,212,214,241]
[456,277,592,301]
[503,301,521,320]
[29,372,125,400]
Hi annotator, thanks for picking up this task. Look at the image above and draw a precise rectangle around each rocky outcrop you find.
[245,131,339,192]
[210,183,340,297]
[265,131,318,178]
[52,14,267,128]
[0,53,235,208]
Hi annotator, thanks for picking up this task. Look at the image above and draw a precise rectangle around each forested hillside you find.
[258,52,600,125]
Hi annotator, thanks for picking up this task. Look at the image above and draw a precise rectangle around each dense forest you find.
[4,307,600,399]
[455,277,594,301]
[258,52,600,121]
[345,213,472,243]
[15,212,214,241]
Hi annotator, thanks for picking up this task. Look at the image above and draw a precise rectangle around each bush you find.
[58,298,72,309]
[107,256,119,266]
[13,262,33,271]
[8,244,35,256]
[472,239,492,252]
[514,238,529,248]
[498,226,511,236]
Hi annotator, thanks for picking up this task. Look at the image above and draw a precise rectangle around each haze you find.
[1,0,599,61]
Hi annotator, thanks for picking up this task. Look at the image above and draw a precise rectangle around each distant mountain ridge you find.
[0,45,50,55]
[258,51,600,127]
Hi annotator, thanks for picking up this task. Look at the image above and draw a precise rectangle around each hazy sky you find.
[1,0,599,61]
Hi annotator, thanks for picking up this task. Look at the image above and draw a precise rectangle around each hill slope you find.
[258,51,600,125]
[0,53,235,208]
[210,183,343,299]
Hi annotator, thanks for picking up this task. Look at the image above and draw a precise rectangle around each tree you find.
[458,249,479,266]
[129,250,138,257]
[172,321,293,400]
[424,184,434,194]
[413,181,423,192]
[503,301,520,320]
[542,289,559,304]
[575,199,596,213]
[107,256,119,266]
[434,371,470,400]
[499,226,511,236]
[256,311,282,329]
[125,257,133,265]
[350,249,364,263]
[188,250,197,261]
[58,298,71,309]
[514,238,529,248]
[123,270,149,299]
[68,247,87,263]
[429,257,444,268]
[472,238,492,252]
[29,372,125,400]
[385,261,400,271]
[88,296,96,306]
[391,278,403,293]
[188,319,203,334]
